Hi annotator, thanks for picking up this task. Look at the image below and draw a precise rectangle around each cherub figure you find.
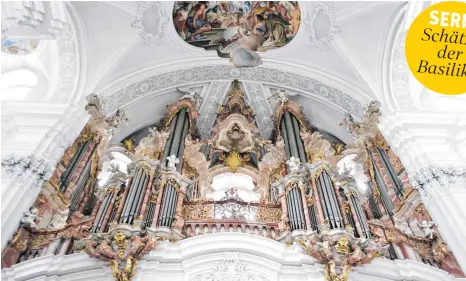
[166,155,180,169]
[270,89,297,106]
[177,87,202,108]
[148,126,158,138]
[418,220,435,239]
[286,156,302,173]
[21,207,40,228]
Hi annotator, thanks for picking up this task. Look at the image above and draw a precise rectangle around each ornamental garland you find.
[1,154,52,187]
[411,165,466,191]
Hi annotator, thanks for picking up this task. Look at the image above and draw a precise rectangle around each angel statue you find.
[48,209,69,230]
[166,155,180,169]
[148,126,158,138]
[268,89,297,106]
[418,220,435,239]
[177,87,202,108]
[286,156,302,173]
[21,207,40,228]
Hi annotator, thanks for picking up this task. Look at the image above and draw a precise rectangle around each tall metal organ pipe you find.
[279,111,308,231]
[371,153,395,217]
[155,108,190,229]
[316,171,343,229]
[120,167,143,224]
[376,147,404,199]
[59,140,91,193]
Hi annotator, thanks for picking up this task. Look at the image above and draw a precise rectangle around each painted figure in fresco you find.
[173,1,300,56]
[185,2,212,41]
[173,2,191,39]
[1,39,39,55]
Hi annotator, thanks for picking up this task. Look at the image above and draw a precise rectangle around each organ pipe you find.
[376,147,404,199]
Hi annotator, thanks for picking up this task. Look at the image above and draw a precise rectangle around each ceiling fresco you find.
[172,1,300,53]
[1,39,40,55]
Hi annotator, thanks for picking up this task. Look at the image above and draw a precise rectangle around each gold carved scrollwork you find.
[285,181,298,194]
[165,178,181,191]
[140,164,151,176]
[256,206,282,222]
[31,235,49,249]
[310,149,326,163]
[222,151,249,173]
[306,195,314,207]
[182,204,213,220]
[113,232,128,259]
[10,230,29,252]
[111,256,136,281]
[343,203,351,214]
[325,261,350,281]
[335,236,350,261]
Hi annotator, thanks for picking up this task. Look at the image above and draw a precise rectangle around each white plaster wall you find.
[2,233,464,281]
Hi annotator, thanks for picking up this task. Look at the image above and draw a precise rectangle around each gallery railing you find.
[182,199,282,238]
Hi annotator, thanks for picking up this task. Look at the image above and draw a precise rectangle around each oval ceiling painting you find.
[173,1,301,53]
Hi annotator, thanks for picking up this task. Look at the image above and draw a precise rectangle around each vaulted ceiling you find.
[44,2,411,144]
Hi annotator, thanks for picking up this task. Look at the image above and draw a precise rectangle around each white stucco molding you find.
[95,63,370,125]
[2,233,464,281]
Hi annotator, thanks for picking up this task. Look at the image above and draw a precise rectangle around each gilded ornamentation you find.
[111,256,137,281]
[31,235,49,249]
[335,236,349,261]
[10,229,29,252]
[343,203,351,214]
[334,143,344,156]
[113,232,128,259]
[256,206,282,222]
[79,232,158,281]
[182,204,213,220]
[311,149,326,162]
[223,151,248,173]
[301,233,386,281]
[306,195,314,207]
[325,261,350,281]
[123,138,136,153]
[285,181,298,193]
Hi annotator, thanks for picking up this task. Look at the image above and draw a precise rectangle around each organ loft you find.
[1,80,463,281]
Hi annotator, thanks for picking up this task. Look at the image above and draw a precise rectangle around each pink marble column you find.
[363,202,374,220]
[279,192,289,233]
[151,183,165,227]
[299,187,312,230]
[138,174,155,221]
[114,176,133,222]
[78,193,89,213]
[311,177,324,225]
[100,189,119,231]
[172,188,185,231]
[91,198,102,219]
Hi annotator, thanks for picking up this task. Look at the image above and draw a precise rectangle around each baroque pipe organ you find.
[1,80,464,280]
